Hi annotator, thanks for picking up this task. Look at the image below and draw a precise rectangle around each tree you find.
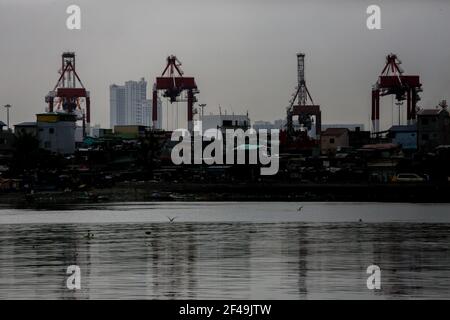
[10,132,40,174]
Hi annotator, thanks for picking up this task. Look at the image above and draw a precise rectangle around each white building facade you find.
[36,113,77,154]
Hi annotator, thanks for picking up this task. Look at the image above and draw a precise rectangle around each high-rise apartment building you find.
[110,84,126,127]
[110,78,162,128]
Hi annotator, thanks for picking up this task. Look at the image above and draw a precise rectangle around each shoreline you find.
[1,181,449,207]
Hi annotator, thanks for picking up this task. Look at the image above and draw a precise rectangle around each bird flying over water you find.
[297,206,303,212]
[167,216,177,223]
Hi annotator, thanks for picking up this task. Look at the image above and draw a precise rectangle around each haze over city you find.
[3,0,450,304]
[1,0,450,131]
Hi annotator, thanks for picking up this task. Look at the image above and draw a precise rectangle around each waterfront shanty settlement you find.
[1,52,450,203]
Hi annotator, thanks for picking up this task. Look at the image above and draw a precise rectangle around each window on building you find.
[422,134,429,141]
[422,118,429,125]
[222,120,232,126]
[44,141,51,148]
[49,128,54,134]
[330,138,335,144]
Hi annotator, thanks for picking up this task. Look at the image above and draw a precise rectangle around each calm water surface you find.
[0,202,449,299]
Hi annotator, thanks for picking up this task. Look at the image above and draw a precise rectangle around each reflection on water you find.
[0,202,450,299]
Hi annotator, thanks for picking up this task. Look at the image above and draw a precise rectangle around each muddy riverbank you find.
[1,181,449,207]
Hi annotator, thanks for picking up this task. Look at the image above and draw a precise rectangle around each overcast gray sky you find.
[1,0,450,131]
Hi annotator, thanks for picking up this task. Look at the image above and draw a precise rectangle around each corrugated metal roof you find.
[388,124,417,132]
[321,128,348,136]
[14,122,37,127]
[417,109,443,116]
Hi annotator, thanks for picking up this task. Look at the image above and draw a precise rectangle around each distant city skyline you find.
[1,0,450,131]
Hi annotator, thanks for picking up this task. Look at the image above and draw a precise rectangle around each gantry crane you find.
[371,53,422,132]
[286,53,321,139]
[151,55,199,131]
[45,52,91,136]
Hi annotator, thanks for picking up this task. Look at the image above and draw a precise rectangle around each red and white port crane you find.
[45,52,91,136]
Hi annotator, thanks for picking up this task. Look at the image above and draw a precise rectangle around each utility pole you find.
[4,104,11,131]
[198,103,206,122]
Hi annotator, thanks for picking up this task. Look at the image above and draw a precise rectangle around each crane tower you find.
[286,53,321,138]
[297,53,307,106]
